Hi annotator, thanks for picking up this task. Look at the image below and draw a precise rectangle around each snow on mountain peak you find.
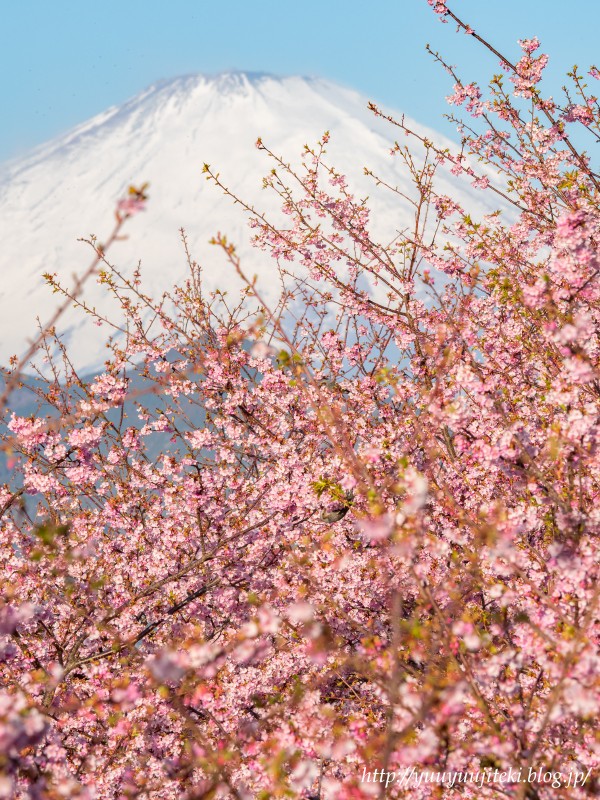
[0,72,496,370]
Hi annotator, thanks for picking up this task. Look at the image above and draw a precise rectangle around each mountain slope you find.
[0,72,498,370]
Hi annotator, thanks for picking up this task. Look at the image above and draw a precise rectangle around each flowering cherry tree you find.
[1,3,600,798]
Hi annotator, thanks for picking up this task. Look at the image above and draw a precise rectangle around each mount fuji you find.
[0,71,497,371]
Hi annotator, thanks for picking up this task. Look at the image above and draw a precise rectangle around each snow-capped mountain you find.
[0,71,497,370]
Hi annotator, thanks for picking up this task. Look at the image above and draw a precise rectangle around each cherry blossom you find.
[1,3,599,798]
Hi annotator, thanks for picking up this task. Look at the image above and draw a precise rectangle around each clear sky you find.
[1,0,598,163]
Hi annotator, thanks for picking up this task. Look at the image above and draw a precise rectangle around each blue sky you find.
[1,0,598,162]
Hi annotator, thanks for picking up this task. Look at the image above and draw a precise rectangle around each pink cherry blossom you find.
[1,5,600,798]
